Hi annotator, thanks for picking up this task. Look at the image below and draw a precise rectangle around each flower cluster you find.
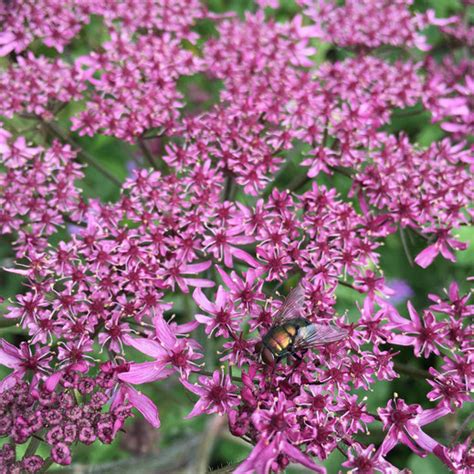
[0,129,84,256]
[71,29,204,142]
[0,0,206,56]
[0,366,134,471]
[0,55,88,120]
[0,0,472,473]
[298,0,435,50]
[0,0,91,56]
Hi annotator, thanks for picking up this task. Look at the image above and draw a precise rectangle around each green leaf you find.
[407,453,451,474]
[454,227,474,266]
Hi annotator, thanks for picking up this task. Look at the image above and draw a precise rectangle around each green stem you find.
[39,457,53,473]
[24,435,41,458]
[399,227,414,267]
[197,369,242,383]
[450,413,474,446]
[338,280,360,292]
[210,463,242,473]
[37,117,122,187]
[137,138,158,170]
[223,174,236,201]
[394,362,433,380]
[195,415,227,474]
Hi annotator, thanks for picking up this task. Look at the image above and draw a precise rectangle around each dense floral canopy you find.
[0,0,472,473]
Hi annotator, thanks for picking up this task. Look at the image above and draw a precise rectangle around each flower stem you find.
[195,414,227,474]
[136,137,159,170]
[393,362,433,380]
[24,435,41,458]
[34,116,122,187]
[39,457,53,473]
[338,279,360,292]
[197,369,242,383]
[210,463,242,473]
[399,226,414,267]
[450,413,474,446]
[223,174,236,201]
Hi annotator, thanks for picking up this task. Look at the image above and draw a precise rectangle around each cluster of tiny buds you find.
[0,370,131,471]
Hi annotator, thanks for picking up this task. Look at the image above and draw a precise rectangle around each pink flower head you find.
[193,286,241,338]
[343,443,399,474]
[120,313,201,382]
[387,302,447,357]
[181,370,239,418]
[377,398,453,467]
[0,339,51,392]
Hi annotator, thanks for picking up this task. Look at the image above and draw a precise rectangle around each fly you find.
[255,284,347,365]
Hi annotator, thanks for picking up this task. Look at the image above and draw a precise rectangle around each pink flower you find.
[113,383,160,428]
[120,314,201,382]
[343,443,399,474]
[0,339,51,392]
[181,371,239,418]
[161,259,214,293]
[217,267,265,314]
[377,398,453,468]
[386,302,447,357]
[193,286,240,338]
[203,226,257,268]
[415,229,467,268]
[235,436,326,474]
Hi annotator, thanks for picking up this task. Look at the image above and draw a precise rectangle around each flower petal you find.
[414,244,438,268]
[118,361,173,384]
[193,288,216,314]
[123,335,167,359]
[0,339,20,368]
[282,440,326,473]
[126,386,160,428]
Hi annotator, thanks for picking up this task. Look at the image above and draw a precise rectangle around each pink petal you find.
[230,247,260,268]
[234,438,276,474]
[217,267,235,290]
[174,320,199,334]
[185,398,210,419]
[418,406,451,426]
[183,261,211,273]
[0,339,20,368]
[439,243,456,262]
[2,266,30,276]
[153,315,177,349]
[195,313,212,324]
[45,371,64,392]
[180,377,207,397]
[118,361,173,384]
[282,440,326,473]
[123,335,167,358]
[407,301,420,326]
[183,277,214,288]
[448,282,459,301]
[176,277,190,293]
[389,334,417,347]
[414,244,439,268]
[126,386,160,428]
[441,122,465,133]
[193,288,216,314]
[215,286,228,308]
[0,372,20,393]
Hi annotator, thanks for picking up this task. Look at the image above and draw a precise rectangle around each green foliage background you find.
[0,0,472,472]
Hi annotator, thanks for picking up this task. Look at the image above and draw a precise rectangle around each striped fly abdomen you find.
[261,319,309,362]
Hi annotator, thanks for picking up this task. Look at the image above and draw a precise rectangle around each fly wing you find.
[272,284,306,325]
[293,323,347,351]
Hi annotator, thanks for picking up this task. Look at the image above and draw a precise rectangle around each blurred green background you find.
[0,0,472,472]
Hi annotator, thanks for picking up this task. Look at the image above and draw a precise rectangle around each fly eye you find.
[262,347,275,365]
[255,341,263,354]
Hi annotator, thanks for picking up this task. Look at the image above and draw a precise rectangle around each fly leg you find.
[280,350,306,385]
